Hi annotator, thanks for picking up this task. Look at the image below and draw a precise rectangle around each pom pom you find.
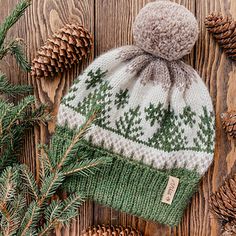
[132,1,199,61]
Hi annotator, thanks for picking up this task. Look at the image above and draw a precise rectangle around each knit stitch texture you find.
[57,0,215,226]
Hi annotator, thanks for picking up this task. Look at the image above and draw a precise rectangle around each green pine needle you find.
[22,103,52,127]
[0,0,31,47]
[0,109,110,234]
[38,194,84,235]
[0,167,18,203]
[20,165,39,200]
[44,200,63,223]
[0,0,31,72]
[41,111,97,174]
[19,201,41,236]
[59,193,84,222]
[0,73,32,95]
[62,157,111,177]
[39,173,65,206]
[9,39,31,72]
[1,194,26,236]
[6,95,35,131]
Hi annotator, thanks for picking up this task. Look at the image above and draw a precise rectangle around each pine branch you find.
[38,173,64,206]
[44,200,63,223]
[0,0,31,48]
[21,103,51,127]
[0,167,18,204]
[0,100,11,135]
[59,193,84,221]
[38,194,84,236]
[19,201,41,236]
[8,195,26,233]
[37,201,63,235]
[0,167,19,234]
[62,157,110,177]
[0,111,110,235]
[55,111,97,170]
[6,95,35,131]
[0,39,31,72]
[0,144,17,173]
[1,195,26,236]
[0,73,32,96]
[38,147,53,180]
[9,39,31,72]
[20,166,39,200]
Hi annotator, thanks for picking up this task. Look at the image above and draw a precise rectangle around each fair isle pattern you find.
[58,47,215,176]
[58,105,213,175]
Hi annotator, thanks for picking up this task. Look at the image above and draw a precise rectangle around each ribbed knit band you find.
[64,141,201,226]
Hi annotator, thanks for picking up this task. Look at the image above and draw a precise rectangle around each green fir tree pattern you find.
[115,106,144,139]
[85,68,108,89]
[62,88,77,104]
[148,109,188,151]
[145,102,165,126]
[76,81,113,127]
[193,106,215,153]
[179,106,196,128]
[114,89,129,109]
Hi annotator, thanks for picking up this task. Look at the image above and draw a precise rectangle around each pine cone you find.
[82,225,142,236]
[205,12,236,60]
[221,111,236,138]
[222,221,236,236]
[31,24,93,79]
[209,174,236,222]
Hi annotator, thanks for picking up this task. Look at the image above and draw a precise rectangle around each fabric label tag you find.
[161,176,179,205]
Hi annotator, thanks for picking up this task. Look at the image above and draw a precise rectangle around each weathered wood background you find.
[0,0,236,235]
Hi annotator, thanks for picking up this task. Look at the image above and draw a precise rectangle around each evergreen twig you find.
[56,111,97,170]
[8,39,31,72]
[0,73,32,95]
[0,1,108,235]
[0,0,31,47]
[0,112,110,235]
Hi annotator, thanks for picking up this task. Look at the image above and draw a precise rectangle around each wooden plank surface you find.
[0,0,235,235]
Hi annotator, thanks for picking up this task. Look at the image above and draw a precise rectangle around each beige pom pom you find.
[132,1,199,61]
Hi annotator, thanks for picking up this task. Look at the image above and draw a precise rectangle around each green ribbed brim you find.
[63,141,201,226]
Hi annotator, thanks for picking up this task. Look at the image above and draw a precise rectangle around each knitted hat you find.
[57,0,215,226]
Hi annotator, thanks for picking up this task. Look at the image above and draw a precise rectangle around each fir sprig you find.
[8,39,31,72]
[0,167,22,236]
[0,112,110,235]
[0,73,32,96]
[0,0,31,48]
[0,97,51,172]
[0,0,31,72]
[62,158,108,177]
[0,0,47,172]
[0,1,109,235]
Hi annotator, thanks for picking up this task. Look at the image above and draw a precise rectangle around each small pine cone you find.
[82,225,142,236]
[209,174,236,222]
[221,111,236,138]
[205,13,236,60]
[222,221,236,236]
[31,24,93,79]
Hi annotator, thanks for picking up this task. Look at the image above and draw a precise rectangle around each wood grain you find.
[0,0,234,235]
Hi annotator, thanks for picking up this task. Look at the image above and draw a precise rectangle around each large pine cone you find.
[82,225,142,236]
[209,174,236,222]
[221,111,236,138]
[205,12,236,60]
[31,24,93,79]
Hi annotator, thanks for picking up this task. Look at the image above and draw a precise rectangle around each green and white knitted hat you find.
[58,0,215,226]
